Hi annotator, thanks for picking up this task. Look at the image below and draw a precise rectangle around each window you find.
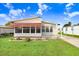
[42,26,45,32]
[31,27,35,33]
[36,27,40,33]
[15,28,22,33]
[46,27,49,32]
[23,27,30,33]
[50,26,53,32]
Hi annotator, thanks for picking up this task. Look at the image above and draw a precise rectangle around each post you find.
[60,25,62,38]
[49,26,50,32]
[45,26,46,33]
[30,26,31,34]
[22,27,23,34]
[35,26,36,34]
[14,28,15,37]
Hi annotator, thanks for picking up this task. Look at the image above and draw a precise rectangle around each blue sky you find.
[0,3,79,26]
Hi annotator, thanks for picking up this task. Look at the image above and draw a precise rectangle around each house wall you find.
[14,23,57,38]
[14,27,42,38]
[14,33,42,37]
[63,27,72,34]
[42,23,56,36]
[0,28,14,34]
[73,26,79,35]
[63,26,79,35]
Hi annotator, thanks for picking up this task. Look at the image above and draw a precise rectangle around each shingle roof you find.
[5,16,56,26]
[42,21,55,25]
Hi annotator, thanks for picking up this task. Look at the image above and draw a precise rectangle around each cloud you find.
[68,11,79,18]
[64,3,79,22]
[0,9,26,22]
[38,3,48,10]
[23,9,26,13]
[37,9,42,15]
[66,3,74,8]
[4,3,13,9]
[0,14,11,21]
[27,6,31,10]
[9,9,23,17]
[65,3,74,12]
[37,3,49,15]
[8,9,26,20]
[64,3,75,20]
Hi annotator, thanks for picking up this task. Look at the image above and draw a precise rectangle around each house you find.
[7,17,58,39]
[63,24,79,35]
[0,25,14,35]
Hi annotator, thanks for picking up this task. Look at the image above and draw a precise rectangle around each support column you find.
[35,26,36,34]
[14,28,15,37]
[30,26,31,34]
[22,27,23,34]
[40,26,42,38]
[49,26,50,32]
[41,26,42,33]
[45,26,46,33]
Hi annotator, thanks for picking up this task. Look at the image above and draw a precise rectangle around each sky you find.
[0,3,79,26]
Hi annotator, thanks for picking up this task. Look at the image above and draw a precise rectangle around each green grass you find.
[0,36,79,56]
[63,34,79,38]
[58,32,79,38]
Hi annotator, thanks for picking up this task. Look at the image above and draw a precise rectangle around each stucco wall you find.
[14,33,42,37]
[0,28,14,34]
[63,26,79,35]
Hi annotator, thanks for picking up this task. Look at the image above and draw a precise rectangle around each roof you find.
[0,25,12,28]
[42,21,55,25]
[5,17,56,26]
[5,17,41,25]
[0,25,7,28]
[73,24,79,26]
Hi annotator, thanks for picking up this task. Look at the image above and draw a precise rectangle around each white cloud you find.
[23,9,26,13]
[8,9,26,20]
[68,11,79,18]
[37,3,49,15]
[4,3,13,9]
[0,14,6,17]
[0,14,11,21]
[27,6,31,10]
[64,3,79,22]
[42,4,48,10]
[65,3,74,12]
[66,3,74,8]
[0,8,27,22]
[9,9,22,17]
[38,3,48,10]
[37,9,42,15]
[64,3,75,20]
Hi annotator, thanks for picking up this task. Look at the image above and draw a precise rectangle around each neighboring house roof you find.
[73,24,79,26]
[0,25,12,29]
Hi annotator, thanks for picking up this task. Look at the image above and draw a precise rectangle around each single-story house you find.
[7,17,58,39]
[0,25,14,35]
[63,24,79,35]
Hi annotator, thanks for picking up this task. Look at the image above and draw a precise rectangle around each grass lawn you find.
[59,32,79,38]
[0,36,79,56]
[63,34,79,38]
